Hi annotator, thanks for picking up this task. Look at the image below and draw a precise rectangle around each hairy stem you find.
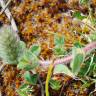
[39,42,96,67]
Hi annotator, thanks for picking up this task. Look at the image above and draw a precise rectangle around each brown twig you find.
[38,75,45,96]
[59,83,65,96]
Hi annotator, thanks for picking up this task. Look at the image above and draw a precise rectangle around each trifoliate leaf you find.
[17,50,39,70]
[17,90,28,96]
[17,60,38,71]
[24,71,38,85]
[54,46,65,55]
[54,34,65,55]
[54,35,64,46]
[30,44,41,56]
[49,79,61,90]
[17,84,31,96]
[17,57,29,69]
[19,84,29,90]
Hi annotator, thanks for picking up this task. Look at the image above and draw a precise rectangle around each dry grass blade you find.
[0,89,1,96]
[0,0,11,15]
[0,63,6,72]
[0,0,18,33]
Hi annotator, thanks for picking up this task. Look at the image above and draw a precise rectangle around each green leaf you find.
[17,90,28,96]
[24,50,34,61]
[74,42,82,48]
[18,41,26,52]
[79,55,95,77]
[17,83,33,96]
[54,46,65,55]
[17,61,38,71]
[81,81,93,88]
[53,64,74,77]
[89,31,96,41]
[78,63,90,77]
[89,63,96,76]
[24,71,38,85]
[30,44,41,56]
[73,11,86,20]
[54,35,64,46]
[18,41,26,53]
[17,41,26,61]
[93,64,96,77]
[91,18,96,25]
[19,84,29,90]
[49,79,61,90]
[17,58,37,71]
[79,0,89,4]
[84,55,94,75]
[54,34,65,55]
[17,59,29,70]
[17,84,29,96]
[71,48,85,75]
[17,50,39,70]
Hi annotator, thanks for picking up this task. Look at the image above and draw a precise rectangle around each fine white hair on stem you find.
[39,42,96,67]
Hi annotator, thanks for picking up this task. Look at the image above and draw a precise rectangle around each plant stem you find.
[38,75,45,96]
[45,63,54,96]
[39,42,96,67]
